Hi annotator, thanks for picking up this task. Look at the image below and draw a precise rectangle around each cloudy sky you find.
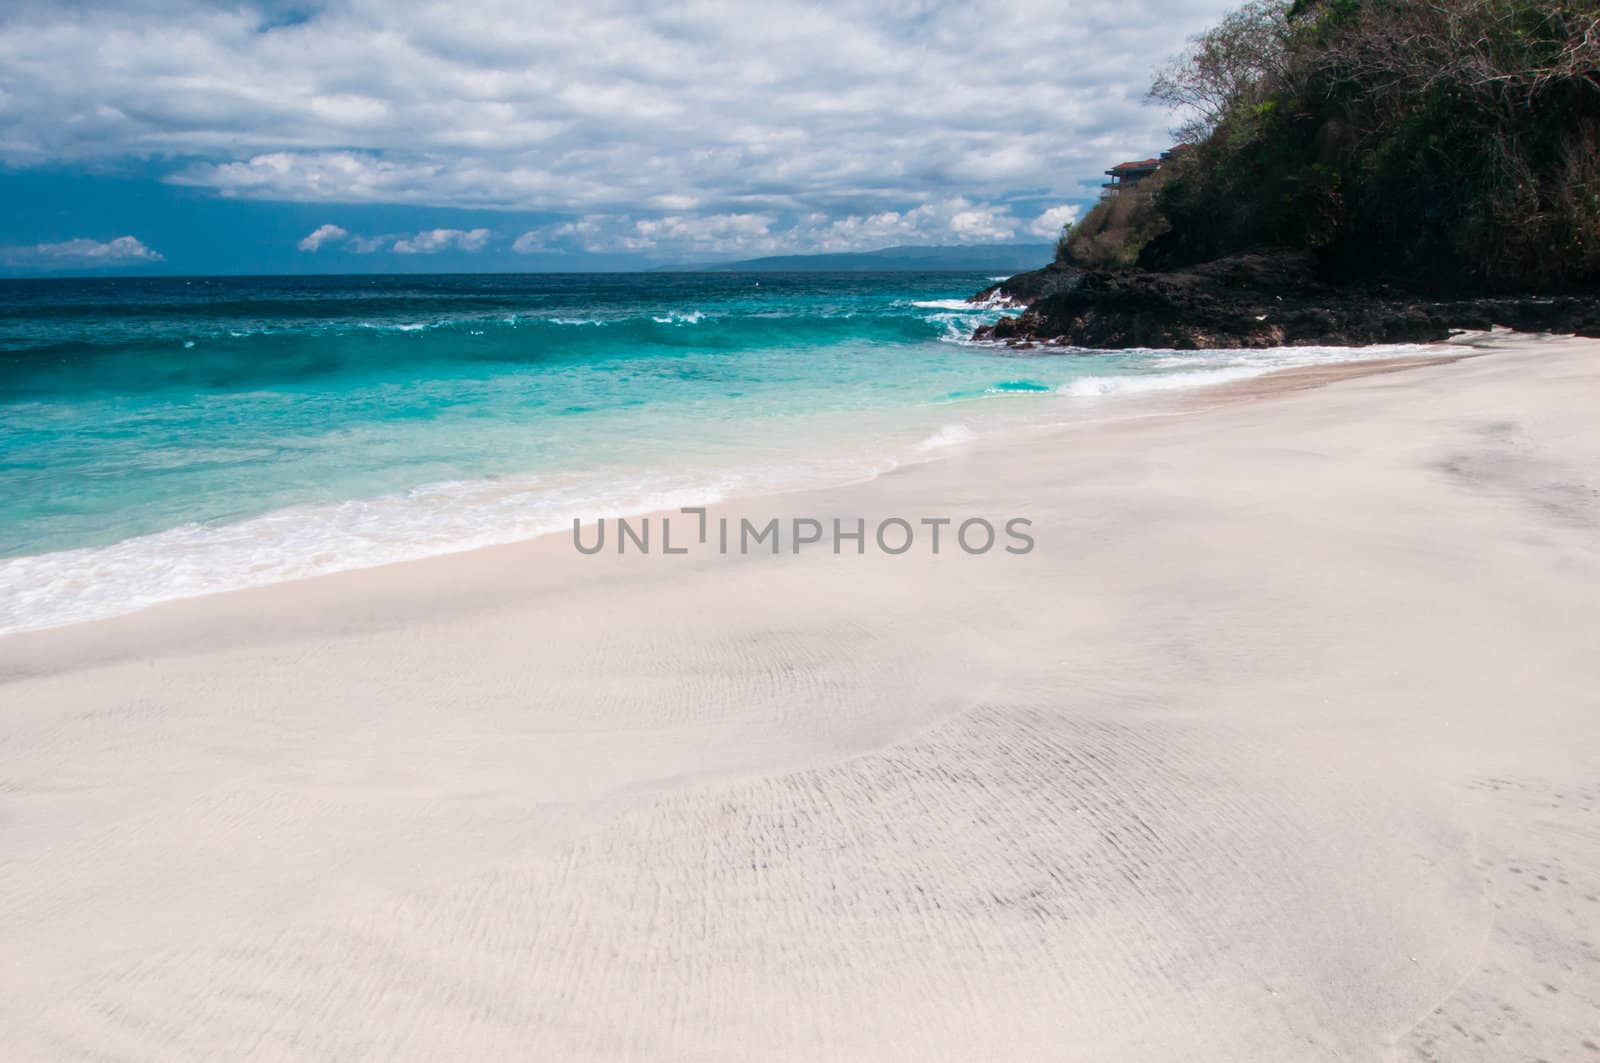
[0,0,1231,274]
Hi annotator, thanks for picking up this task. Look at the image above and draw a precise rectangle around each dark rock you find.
[983,315,1028,340]
[970,261,1083,306]
[970,247,1600,349]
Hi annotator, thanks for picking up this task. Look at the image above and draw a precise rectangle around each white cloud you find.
[623,213,774,252]
[0,0,1230,249]
[509,197,1072,258]
[391,228,491,254]
[1027,204,1083,238]
[948,204,1018,242]
[295,226,496,254]
[297,223,349,251]
[511,230,549,253]
[797,199,1021,252]
[2,235,163,266]
[650,194,700,211]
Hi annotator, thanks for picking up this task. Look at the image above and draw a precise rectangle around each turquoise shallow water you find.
[0,271,1425,632]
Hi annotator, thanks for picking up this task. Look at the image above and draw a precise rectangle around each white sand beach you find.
[2,333,1597,1061]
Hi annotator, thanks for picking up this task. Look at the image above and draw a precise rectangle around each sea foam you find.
[1061,344,1438,398]
[0,456,899,636]
[916,423,975,450]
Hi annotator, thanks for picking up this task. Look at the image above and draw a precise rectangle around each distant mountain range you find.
[657,243,1055,273]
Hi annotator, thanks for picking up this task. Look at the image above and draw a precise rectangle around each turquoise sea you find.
[0,272,1419,633]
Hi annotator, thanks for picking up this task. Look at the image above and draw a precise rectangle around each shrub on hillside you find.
[1143,0,1600,290]
[1059,171,1173,268]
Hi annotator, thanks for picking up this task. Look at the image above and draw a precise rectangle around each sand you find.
[2,333,1597,1061]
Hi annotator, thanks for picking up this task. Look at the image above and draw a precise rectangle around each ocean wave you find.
[915,295,1018,346]
[916,423,975,450]
[919,309,1008,345]
[3,311,945,376]
[910,298,984,311]
[0,454,900,636]
[357,320,444,332]
[1061,366,1266,397]
[1059,344,1438,398]
[986,379,1052,394]
[910,292,1018,311]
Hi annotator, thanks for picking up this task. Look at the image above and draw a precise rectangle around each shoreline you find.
[0,337,1472,643]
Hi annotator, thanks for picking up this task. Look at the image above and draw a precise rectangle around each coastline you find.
[3,332,1598,1060]
[0,334,1456,639]
[972,251,1600,350]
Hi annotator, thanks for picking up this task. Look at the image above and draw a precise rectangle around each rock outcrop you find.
[972,249,1600,350]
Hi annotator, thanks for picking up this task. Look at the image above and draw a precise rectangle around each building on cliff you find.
[1101,145,1189,196]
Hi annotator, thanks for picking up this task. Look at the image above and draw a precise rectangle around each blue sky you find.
[0,0,1232,275]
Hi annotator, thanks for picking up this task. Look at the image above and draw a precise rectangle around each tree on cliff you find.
[1149,0,1295,144]
[1144,0,1600,289]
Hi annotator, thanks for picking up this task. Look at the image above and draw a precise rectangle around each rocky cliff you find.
[972,250,1600,350]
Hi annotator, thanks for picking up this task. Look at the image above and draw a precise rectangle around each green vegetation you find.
[1120,0,1600,289]
[1057,171,1173,268]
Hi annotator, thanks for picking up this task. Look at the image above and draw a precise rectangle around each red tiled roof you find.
[1108,158,1162,172]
